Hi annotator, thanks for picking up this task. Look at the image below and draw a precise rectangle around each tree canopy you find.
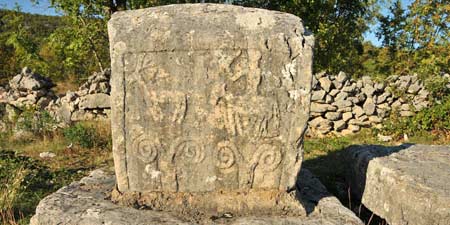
[0,0,448,84]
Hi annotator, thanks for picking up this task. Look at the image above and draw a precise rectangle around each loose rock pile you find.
[3,67,56,110]
[308,72,431,136]
[47,69,111,123]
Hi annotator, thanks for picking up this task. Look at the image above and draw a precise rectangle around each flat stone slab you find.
[30,169,363,225]
[346,144,450,225]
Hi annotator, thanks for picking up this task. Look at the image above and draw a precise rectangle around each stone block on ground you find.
[108,3,313,213]
[345,144,450,225]
[30,169,364,225]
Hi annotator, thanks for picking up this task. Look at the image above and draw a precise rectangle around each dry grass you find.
[52,75,81,96]
[0,166,28,225]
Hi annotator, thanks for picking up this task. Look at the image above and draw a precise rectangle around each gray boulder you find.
[78,93,111,109]
[345,144,450,225]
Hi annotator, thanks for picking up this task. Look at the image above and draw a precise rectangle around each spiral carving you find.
[174,140,205,164]
[216,142,236,169]
[132,135,160,163]
[253,143,282,171]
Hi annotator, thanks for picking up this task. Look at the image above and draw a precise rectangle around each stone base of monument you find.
[30,169,363,225]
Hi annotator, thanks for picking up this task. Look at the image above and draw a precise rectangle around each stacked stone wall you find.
[308,71,433,136]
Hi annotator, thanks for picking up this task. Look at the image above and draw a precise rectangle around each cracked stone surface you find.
[346,144,450,225]
[30,169,363,225]
[108,3,314,201]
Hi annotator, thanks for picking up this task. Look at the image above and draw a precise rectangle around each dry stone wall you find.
[0,67,445,138]
[2,67,56,110]
[46,69,112,123]
[308,71,432,136]
[0,68,112,128]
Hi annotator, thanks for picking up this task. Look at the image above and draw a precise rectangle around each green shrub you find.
[424,75,450,101]
[383,96,450,136]
[15,108,57,137]
[62,123,97,148]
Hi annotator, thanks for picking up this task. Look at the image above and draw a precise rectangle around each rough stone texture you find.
[30,169,364,225]
[78,93,111,109]
[108,4,314,195]
[3,67,56,110]
[345,144,450,225]
[46,69,112,123]
[306,72,434,137]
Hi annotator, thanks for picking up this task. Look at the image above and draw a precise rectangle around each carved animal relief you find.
[108,4,313,193]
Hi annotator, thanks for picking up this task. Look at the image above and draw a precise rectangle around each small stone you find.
[348,124,360,132]
[392,100,402,109]
[407,81,422,94]
[336,71,348,83]
[353,106,365,117]
[315,71,326,79]
[337,107,352,113]
[329,89,339,97]
[325,95,334,104]
[311,103,337,113]
[374,82,385,91]
[363,98,376,115]
[311,90,326,101]
[342,112,353,122]
[369,116,382,124]
[356,80,363,89]
[333,100,352,109]
[361,85,375,97]
[39,152,56,158]
[319,77,332,92]
[311,76,319,90]
[335,92,348,101]
[357,115,369,122]
[325,112,342,121]
[342,83,357,93]
[377,134,393,142]
[376,92,391,104]
[309,117,333,134]
[400,111,415,117]
[349,119,369,127]
[334,120,346,131]
[400,104,410,111]
[78,93,110,109]
[333,80,343,89]
[377,107,390,118]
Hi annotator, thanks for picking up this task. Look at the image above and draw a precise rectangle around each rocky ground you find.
[30,169,364,225]
[345,144,450,225]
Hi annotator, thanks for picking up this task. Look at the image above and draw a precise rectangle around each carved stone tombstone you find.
[108,4,313,211]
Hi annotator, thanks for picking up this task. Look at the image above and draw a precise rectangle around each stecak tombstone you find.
[108,3,314,214]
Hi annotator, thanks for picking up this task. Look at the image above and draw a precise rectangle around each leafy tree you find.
[375,0,449,75]
[406,0,449,75]
[45,0,378,77]
[235,0,378,75]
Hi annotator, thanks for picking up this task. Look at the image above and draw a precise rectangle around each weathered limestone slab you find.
[346,144,450,225]
[108,4,314,194]
[30,169,364,225]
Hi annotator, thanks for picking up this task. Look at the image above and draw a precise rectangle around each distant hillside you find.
[0,9,64,38]
[0,9,66,84]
